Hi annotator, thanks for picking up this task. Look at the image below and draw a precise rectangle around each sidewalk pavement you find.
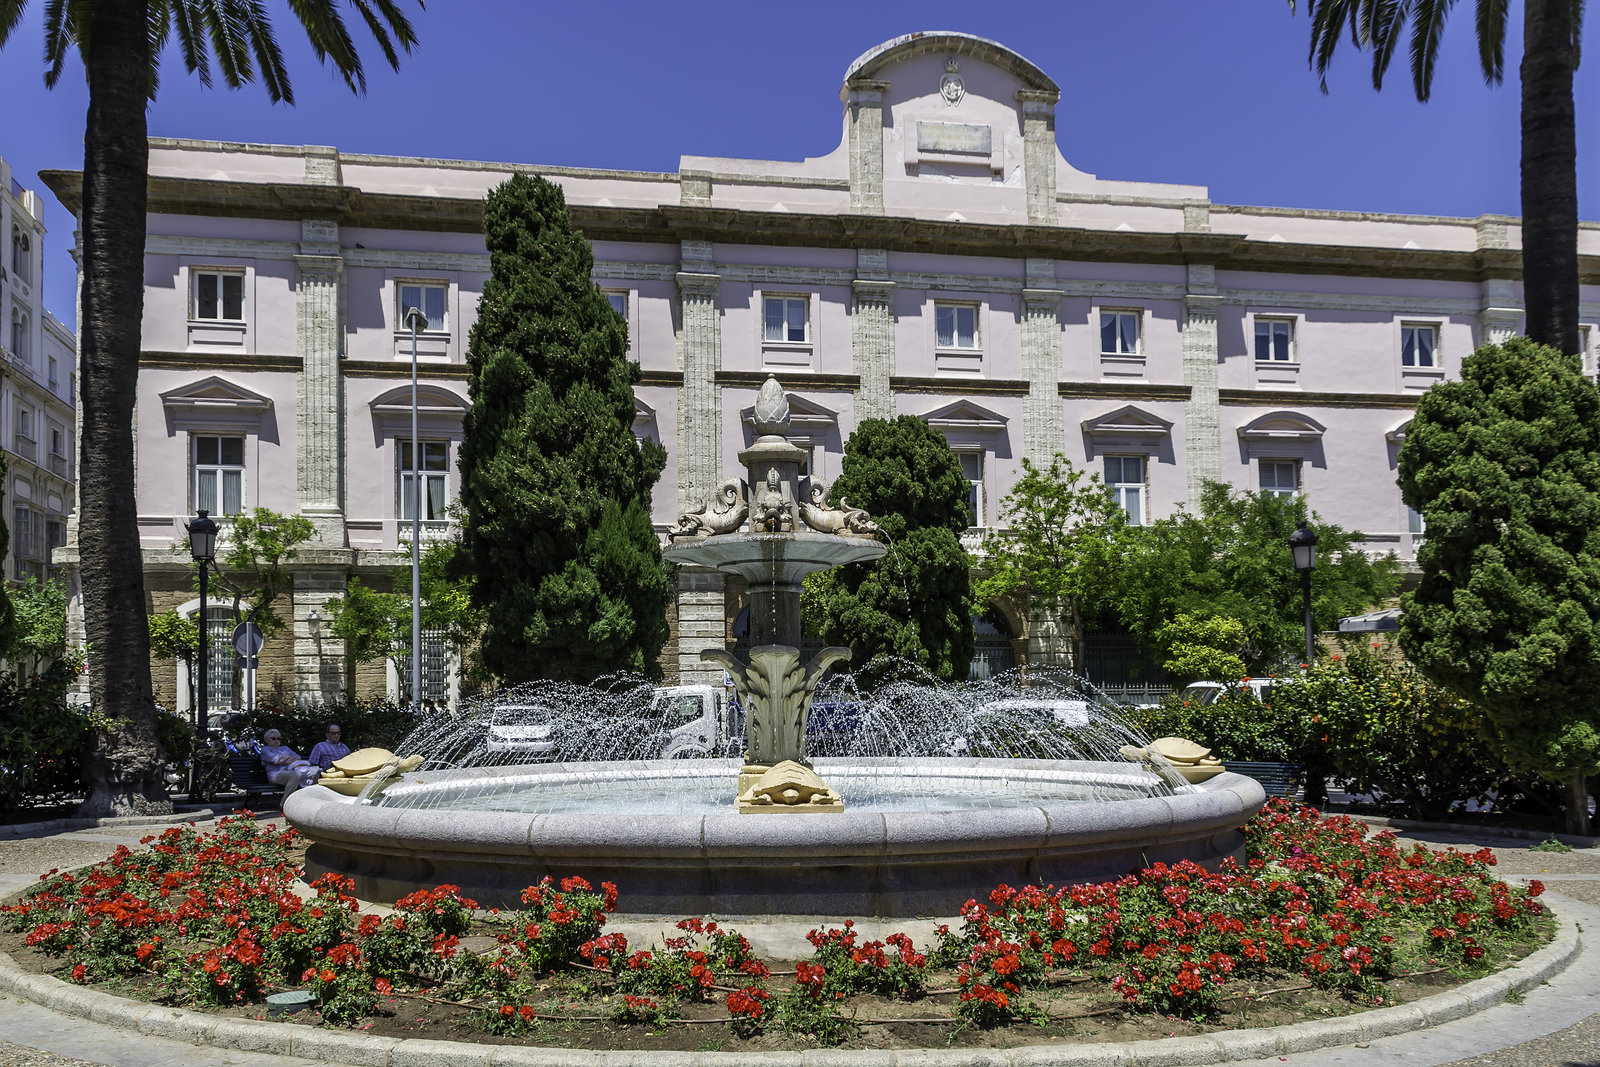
[0,812,1596,1067]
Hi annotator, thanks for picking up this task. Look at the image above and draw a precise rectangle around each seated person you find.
[257,730,319,804]
[308,723,350,771]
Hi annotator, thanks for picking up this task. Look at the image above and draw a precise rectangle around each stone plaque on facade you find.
[917,121,992,156]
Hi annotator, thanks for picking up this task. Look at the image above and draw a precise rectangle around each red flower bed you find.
[0,801,1547,1043]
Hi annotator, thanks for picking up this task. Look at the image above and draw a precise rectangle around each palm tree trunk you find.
[1520,0,1580,354]
[76,0,168,817]
[1565,774,1591,836]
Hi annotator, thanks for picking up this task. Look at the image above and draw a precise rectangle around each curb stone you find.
[0,902,1581,1067]
[1342,814,1599,848]
[0,808,223,838]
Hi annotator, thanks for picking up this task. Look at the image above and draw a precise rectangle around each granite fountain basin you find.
[286,758,1267,918]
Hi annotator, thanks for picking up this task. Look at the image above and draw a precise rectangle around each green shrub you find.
[0,659,92,814]
[1135,682,1307,763]
[227,700,419,755]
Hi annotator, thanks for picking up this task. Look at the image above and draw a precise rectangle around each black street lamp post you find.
[186,510,219,743]
[1288,520,1318,666]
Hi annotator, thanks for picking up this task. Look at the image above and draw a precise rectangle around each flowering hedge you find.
[0,801,1548,1044]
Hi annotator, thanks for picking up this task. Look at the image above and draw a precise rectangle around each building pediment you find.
[1237,411,1326,442]
[741,393,838,431]
[919,399,1008,432]
[369,384,470,419]
[160,375,273,415]
[1081,404,1173,439]
[1385,418,1412,445]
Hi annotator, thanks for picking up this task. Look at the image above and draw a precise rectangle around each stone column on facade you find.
[1021,258,1064,465]
[1181,264,1223,509]
[844,79,888,215]
[293,561,349,707]
[852,248,895,421]
[294,219,347,546]
[1023,597,1075,672]
[1478,277,1524,345]
[675,241,727,686]
[1016,90,1061,225]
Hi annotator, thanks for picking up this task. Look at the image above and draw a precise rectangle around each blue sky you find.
[2,1,1595,328]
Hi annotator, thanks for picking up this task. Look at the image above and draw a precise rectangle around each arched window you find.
[10,225,30,284]
[9,307,27,364]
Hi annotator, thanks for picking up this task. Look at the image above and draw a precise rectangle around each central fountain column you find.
[662,377,887,813]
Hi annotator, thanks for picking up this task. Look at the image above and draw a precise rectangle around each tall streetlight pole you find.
[185,509,218,794]
[1288,521,1318,666]
[404,306,426,708]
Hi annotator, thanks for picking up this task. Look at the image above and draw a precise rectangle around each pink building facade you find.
[43,32,1600,711]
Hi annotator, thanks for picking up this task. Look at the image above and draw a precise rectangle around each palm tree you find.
[0,1,421,817]
[1293,0,1582,354]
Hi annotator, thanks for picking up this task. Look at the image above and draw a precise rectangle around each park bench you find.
[1224,761,1303,799]
[226,753,280,799]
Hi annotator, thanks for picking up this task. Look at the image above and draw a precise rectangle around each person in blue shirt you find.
[308,723,351,771]
[258,729,318,805]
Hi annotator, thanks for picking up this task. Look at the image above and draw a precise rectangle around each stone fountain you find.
[663,376,886,813]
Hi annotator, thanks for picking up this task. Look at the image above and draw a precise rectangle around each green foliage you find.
[459,173,668,684]
[977,453,1130,612]
[1398,338,1600,788]
[1137,685,1305,764]
[1159,613,1248,684]
[227,700,420,754]
[203,508,315,639]
[327,540,483,675]
[802,416,973,681]
[1114,483,1398,673]
[0,454,16,653]
[1530,837,1575,853]
[7,577,69,669]
[1271,650,1506,821]
[0,659,93,813]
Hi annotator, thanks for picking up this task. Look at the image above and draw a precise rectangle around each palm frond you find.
[347,0,419,72]
[237,0,292,103]
[1305,0,1360,92]
[1408,0,1457,101]
[0,0,30,50]
[203,0,260,91]
[1365,0,1411,91]
[286,0,365,93]
[1574,0,1586,68]
[1473,0,1508,84]
[147,2,172,98]
[170,0,213,88]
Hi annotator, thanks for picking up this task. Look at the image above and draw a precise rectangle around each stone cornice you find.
[714,370,862,390]
[1058,382,1192,401]
[39,170,1600,285]
[890,376,1030,396]
[1219,389,1422,410]
[140,351,302,373]
[638,369,686,387]
[342,360,470,380]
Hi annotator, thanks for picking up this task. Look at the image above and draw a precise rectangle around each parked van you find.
[1176,679,1276,705]
[650,684,744,758]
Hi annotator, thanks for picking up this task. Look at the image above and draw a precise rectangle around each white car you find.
[975,697,1092,727]
[1177,679,1276,705]
[484,705,557,758]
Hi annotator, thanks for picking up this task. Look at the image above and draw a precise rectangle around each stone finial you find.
[751,377,791,437]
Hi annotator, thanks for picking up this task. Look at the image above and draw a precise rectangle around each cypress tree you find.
[804,416,974,681]
[1398,337,1600,834]
[459,174,669,683]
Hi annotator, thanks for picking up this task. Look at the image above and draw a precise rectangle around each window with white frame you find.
[958,451,984,526]
[1581,325,1593,379]
[398,282,447,332]
[1401,324,1437,368]
[764,296,809,343]
[10,307,28,364]
[47,424,65,475]
[47,355,58,390]
[1254,318,1294,362]
[1259,459,1300,499]
[193,270,244,322]
[603,291,628,319]
[398,440,449,523]
[13,402,34,460]
[1100,310,1141,356]
[1104,455,1146,526]
[1408,504,1426,538]
[10,225,29,283]
[935,303,980,349]
[11,506,42,580]
[193,435,245,516]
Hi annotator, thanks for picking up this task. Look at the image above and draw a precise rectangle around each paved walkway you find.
[0,813,1596,1066]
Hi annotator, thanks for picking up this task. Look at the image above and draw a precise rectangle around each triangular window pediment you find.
[740,393,838,430]
[919,399,1008,432]
[1237,410,1326,442]
[160,375,273,414]
[1081,404,1172,438]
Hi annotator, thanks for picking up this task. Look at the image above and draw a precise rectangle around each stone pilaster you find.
[676,568,727,687]
[1182,264,1223,508]
[294,219,346,545]
[293,563,349,706]
[844,79,888,215]
[1024,597,1075,671]
[302,145,341,186]
[1478,277,1524,345]
[1022,258,1064,464]
[852,248,895,420]
[675,240,722,515]
[1016,90,1061,225]
[680,170,712,207]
